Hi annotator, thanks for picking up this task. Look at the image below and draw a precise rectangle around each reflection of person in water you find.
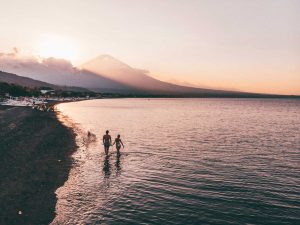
[115,153,121,176]
[103,154,122,178]
[112,134,124,155]
[103,155,111,178]
[103,130,111,155]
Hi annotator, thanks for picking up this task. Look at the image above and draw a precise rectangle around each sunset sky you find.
[0,0,299,94]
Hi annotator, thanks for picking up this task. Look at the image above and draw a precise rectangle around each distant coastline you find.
[1,70,299,100]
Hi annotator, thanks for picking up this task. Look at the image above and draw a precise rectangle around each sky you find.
[0,0,299,94]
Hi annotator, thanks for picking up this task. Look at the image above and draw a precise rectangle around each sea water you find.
[52,98,300,225]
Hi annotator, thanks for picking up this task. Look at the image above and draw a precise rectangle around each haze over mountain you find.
[0,50,294,97]
[163,78,241,92]
[82,55,238,92]
[81,55,243,95]
[1,50,234,95]
[82,55,156,88]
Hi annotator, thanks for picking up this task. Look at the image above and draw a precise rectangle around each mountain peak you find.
[87,54,131,69]
[81,54,141,80]
[95,54,117,60]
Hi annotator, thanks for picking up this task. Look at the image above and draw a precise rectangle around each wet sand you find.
[0,105,77,225]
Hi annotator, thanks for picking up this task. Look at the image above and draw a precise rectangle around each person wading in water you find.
[103,130,111,155]
[112,134,124,155]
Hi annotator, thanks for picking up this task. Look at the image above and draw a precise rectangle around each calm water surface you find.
[52,99,300,225]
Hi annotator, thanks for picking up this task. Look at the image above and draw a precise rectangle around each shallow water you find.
[52,98,300,225]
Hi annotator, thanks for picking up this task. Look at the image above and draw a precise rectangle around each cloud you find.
[0,48,77,84]
[0,48,74,69]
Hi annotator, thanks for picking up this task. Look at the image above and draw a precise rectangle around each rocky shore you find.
[0,105,77,225]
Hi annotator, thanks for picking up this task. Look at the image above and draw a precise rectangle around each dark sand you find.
[0,105,77,225]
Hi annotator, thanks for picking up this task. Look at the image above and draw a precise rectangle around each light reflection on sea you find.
[51,98,300,225]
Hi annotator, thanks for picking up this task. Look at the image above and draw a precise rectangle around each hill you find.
[0,71,89,92]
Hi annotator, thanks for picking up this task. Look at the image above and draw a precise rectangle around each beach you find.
[0,105,77,225]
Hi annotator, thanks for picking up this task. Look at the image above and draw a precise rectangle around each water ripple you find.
[52,99,300,225]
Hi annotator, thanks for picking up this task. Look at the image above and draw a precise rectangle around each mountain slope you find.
[0,71,88,92]
[81,55,248,96]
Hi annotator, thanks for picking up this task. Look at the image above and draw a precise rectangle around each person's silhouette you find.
[103,130,111,155]
[112,134,124,155]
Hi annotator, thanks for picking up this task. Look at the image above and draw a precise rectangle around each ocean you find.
[51,98,300,225]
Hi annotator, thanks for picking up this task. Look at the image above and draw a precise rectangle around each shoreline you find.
[0,105,77,225]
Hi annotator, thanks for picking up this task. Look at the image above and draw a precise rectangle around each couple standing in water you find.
[103,130,124,155]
